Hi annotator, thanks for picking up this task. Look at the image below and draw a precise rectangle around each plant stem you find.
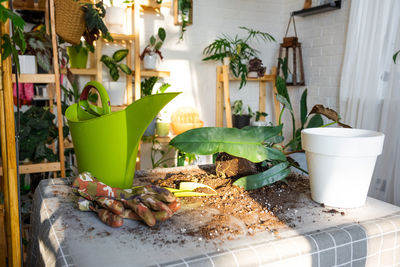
[284,150,304,155]
[278,107,285,126]
[290,112,296,141]
[321,121,338,128]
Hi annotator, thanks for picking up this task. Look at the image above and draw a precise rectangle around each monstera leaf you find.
[170,125,286,163]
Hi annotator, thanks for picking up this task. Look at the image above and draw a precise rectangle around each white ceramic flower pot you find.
[107,82,125,106]
[250,121,268,126]
[301,128,385,208]
[105,6,125,34]
[143,53,157,70]
[18,55,37,74]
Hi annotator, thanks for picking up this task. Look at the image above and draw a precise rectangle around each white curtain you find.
[339,0,400,205]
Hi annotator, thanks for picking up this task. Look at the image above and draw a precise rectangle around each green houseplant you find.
[203,26,275,89]
[231,100,252,129]
[67,41,92,69]
[141,76,171,136]
[101,49,132,105]
[140,27,166,70]
[0,0,26,73]
[23,26,53,73]
[177,0,191,41]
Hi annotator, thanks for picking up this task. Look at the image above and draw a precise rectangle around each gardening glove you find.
[72,172,180,227]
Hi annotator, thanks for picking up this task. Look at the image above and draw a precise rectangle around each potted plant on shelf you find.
[203,26,275,89]
[66,41,92,69]
[177,0,191,41]
[104,0,126,34]
[247,57,266,78]
[141,76,171,136]
[140,27,166,70]
[100,49,132,105]
[23,25,52,73]
[231,100,251,129]
[0,0,26,74]
[250,110,268,126]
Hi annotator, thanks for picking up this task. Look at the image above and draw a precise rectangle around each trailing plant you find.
[101,49,132,81]
[24,25,52,72]
[178,0,191,41]
[203,26,275,89]
[169,125,291,190]
[141,76,171,97]
[17,106,68,163]
[81,1,113,48]
[140,27,166,60]
[0,0,26,73]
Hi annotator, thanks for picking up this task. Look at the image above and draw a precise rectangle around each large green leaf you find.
[113,49,129,62]
[170,126,286,163]
[233,162,290,190]
[118,63,132,75]
[306,114,324,128]
[158,27,166,42]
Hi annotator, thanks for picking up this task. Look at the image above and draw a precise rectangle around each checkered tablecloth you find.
[28,168,400,267]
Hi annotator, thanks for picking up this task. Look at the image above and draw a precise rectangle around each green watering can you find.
[66,81,179,189]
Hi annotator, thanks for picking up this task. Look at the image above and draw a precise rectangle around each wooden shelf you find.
[139,69,170,78]
[13,3,45,12]
[110,33,136,41]
[218,74,275,82]
[0,162,61,176]
[12,74,55,83]
[292,0,341,17]
[61,68,97,76]
[137,0,171,10]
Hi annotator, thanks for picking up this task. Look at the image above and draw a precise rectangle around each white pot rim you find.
[301,127,385,157]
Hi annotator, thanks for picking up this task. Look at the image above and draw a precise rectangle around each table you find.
[28,166,400,267]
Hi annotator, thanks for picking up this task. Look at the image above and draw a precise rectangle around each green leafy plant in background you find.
[82,1,113,48]
[24,26,53,72]
[17,106,68,163]
[101,49,132,81]
[0,0,26,73]
[141,76,171,97]
[203,26,275,89]
[140,27,166,60]
[170,126,292,190]
[177,150,196,166]
[232,100,252,115]
[275,62,351,152]
[177,0,191,41]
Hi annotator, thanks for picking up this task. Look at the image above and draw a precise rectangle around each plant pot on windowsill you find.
[232,114,251,129]
[301,127,385,208]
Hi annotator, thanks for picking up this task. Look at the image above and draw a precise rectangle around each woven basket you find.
[55,0,92,45]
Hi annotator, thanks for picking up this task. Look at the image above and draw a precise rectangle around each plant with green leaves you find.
[250,110,268,122]
[82,1,113,48]
[232,100,252,115]
[170,125,293,190]
[0,0,26,73]
[275,64,351,152]
[140,27,166,60]
[203,26,275,89]
[177,0,191,41]
[24,26,53,72]
[101,49,132,81]
[17,106,68,163]
[141,76,171,97]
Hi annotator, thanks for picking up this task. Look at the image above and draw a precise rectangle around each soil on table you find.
[147,170,312,240]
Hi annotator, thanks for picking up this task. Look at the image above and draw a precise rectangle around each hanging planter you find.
[301,128,384,208]
[55,0,90,45]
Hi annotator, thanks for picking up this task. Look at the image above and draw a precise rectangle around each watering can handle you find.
[80,81,112,116]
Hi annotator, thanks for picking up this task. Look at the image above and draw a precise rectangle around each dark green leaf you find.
[109,66,119,81]
[394,50,400,63]
[306,114,324,128]
[233,162,290,190]
[100,55,115,69]
[113,49,129,62]
[150,35,156,46]
[154,41,162,51]
[300,89,307,128]
[158,27,166,41]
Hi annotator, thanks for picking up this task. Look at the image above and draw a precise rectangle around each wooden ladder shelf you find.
[216,65,281,128]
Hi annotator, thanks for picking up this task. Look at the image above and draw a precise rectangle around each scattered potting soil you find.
[150,171,312,240]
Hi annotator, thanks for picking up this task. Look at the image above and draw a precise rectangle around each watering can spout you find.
[66,81,180,188]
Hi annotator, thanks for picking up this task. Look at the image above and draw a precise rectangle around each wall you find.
[82,0,350,134]
[282,0,351,134]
